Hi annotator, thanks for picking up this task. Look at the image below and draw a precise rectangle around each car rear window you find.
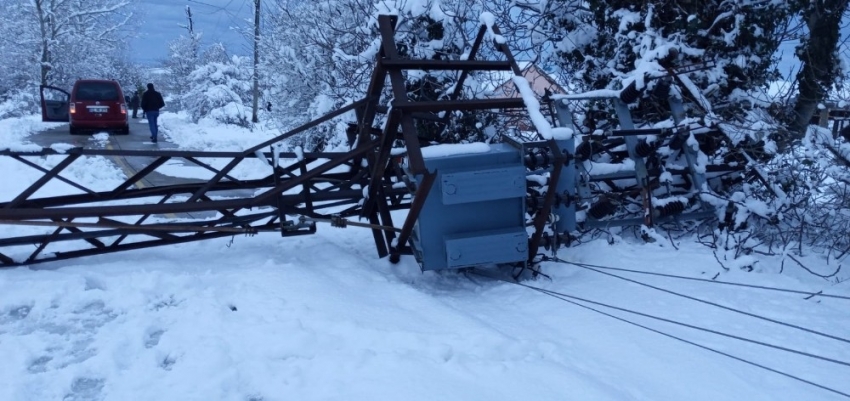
[75,82,121,101]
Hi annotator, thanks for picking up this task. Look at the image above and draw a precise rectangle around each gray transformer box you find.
[408,143,527,271]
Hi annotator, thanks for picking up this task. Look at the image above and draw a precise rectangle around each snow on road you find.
[1,114,849,401]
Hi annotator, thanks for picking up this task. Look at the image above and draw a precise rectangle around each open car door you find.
[40,85,70,122]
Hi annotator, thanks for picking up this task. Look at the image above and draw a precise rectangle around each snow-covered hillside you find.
[1,114,849,401]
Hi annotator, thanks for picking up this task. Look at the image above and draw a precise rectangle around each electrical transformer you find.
[408,143,528,271]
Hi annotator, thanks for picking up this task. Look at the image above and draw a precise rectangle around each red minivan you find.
[41,79,129,135]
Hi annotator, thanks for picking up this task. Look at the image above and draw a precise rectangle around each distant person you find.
[141,83,165,143]
[129,92,140,119]
[266,102,272,112]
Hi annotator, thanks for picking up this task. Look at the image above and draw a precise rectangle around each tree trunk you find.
[35,0,49,86]
[790,0,850,137]
[251,0,261,124]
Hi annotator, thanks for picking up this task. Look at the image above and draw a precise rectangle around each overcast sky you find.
[131,0,254,65]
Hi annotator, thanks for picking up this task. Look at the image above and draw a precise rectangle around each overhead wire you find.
[470,271,850,399]
[532,285,850,367]
[187,0,251,49]
[542,258,850,300]
[550,257,850,344]
[188,0,236,13]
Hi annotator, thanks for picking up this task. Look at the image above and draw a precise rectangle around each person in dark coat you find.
[129,93,140,119]
[141,83,166,143]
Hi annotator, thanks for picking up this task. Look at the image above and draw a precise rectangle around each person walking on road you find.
[141,83,165,143]
[129,92,140,119]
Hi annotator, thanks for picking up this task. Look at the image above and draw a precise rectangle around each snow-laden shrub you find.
[182,55,252,127]
[165,33,201,106]
[0,89,38,119]
[705,124,850,272]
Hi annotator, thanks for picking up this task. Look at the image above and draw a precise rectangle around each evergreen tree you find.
[183,54,253,127]
[547,0,790,119]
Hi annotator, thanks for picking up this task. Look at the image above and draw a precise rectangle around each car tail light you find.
[120,103,127,114]
[70,103,76,114]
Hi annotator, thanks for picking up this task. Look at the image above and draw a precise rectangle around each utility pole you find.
[185,6,194,34]
[251,0,260,123]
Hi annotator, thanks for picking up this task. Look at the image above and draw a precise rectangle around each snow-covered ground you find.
[1,114,849,401]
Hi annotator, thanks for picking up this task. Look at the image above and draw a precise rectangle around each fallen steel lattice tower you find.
[0,15,751,269]
[0,16,542,267]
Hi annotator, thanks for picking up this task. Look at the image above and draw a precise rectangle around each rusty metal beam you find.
[183,99,370,204]
[109,194,173,247]
[111,156,171,195]
[254,140,379,205]
[0,148,356,160]
[390,170,436,263]
[491,24,525,77]
[448,25,488,101]
[185,157,245,203]
[184,156,243,183]
[379,16,426,174]
[245,98,369,154]
[0,198,254,220]
[11,155,96,195]
[380,59,512,71]
[362,109,401,221]
[6,231,253,268]
[392,98,526,112]
[528,140,565,262]
[5,153,80,208]
[27,222,67,263]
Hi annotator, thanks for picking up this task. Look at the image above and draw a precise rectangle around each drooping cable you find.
[543,258,849,300]
[554,258,850,344]
[471,271,850,399]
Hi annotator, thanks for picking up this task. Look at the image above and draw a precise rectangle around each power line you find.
[531,285,850,368]
[554,257,850,344]
[546,258,850,300]
[187,0,236,13]
[471,271,850,399]
[183,0,252,55]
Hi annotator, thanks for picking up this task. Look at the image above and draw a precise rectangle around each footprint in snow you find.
[62,377,105,401]
[145,329,165,349]
[160,354,177,371]
[0,304,32,325]
[27,355,52,373]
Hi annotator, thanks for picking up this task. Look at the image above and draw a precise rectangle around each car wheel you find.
[119,126,130,135]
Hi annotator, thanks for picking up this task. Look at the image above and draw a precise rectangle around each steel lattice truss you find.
[0,15,549,267]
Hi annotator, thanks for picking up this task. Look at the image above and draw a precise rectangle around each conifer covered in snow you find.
[541,0,789,117]
[183,54,253,127]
